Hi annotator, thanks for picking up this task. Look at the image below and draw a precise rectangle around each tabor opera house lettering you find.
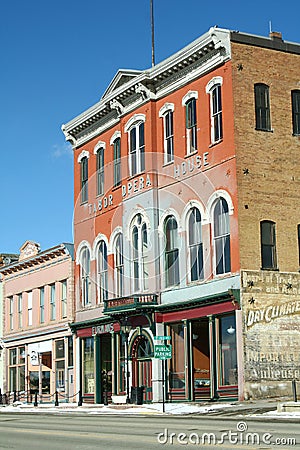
[88,174,152,215]
[246,299,300,328]
[174,153,209,179]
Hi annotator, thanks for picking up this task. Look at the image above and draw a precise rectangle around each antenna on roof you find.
[150,0,155,67]
[269,20,272,34]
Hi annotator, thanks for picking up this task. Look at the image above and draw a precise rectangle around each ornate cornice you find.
[62,27,232,147]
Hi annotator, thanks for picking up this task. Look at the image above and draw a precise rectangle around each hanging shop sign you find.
[92,323,114,336]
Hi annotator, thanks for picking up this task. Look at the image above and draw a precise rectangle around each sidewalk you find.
[1,397,299,419]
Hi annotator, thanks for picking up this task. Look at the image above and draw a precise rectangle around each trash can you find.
[131,386,144,405]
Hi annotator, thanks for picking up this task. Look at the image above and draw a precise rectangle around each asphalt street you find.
[0,413,299,449]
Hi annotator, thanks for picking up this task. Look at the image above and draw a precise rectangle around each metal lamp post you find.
[120,319,132,404]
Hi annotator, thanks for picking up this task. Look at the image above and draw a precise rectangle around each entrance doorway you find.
[132,335,153,402]
[191,318,210,400]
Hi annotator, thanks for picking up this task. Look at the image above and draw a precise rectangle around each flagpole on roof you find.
[150,0,155,67]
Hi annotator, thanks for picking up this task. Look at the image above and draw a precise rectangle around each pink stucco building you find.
[0,241,75,402]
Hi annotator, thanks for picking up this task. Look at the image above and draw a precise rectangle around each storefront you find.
[73,315,156,404]
[75,322,114,403]
[157,297,240,402]
[6,336,74,401]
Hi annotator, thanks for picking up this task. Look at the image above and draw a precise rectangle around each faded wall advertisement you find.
[242,270,300,399]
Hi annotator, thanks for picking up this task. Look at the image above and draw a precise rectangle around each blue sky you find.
[1,0,299,254]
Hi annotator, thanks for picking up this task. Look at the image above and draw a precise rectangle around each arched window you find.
[131,214,149,292]
[206,78,223,144]
[165,216,180,287]
[159,103,174,164]
[115,233,124,297]
[113,137,121,187]
[260,220,277,269]
[254,83,271,131]
[213,198,230,275]
[80,156,89,203]
[188,207,204,281]
[97,241,108,302]
[126,120,145,176]
[80,247,91,305]
[185,98,197,154]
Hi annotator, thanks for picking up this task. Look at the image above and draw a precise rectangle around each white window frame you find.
[182,91,198,155]
[27,291,33,326]
[96,240,108,303]
[164,215,180,287]
[50,284,56,321]
[9,297,14,330]
[212,197,231,276]
[40,287,45,323]
[18,294,22,328]
[61,280,67,319]
[159,103,175,164]
[125,114,146,177]
[114,233,124,297]
[110,131,121,187]
[188,207,204,282]
[80,247,91,306]
[131,214,149,293]
[94,142,105,197]
[206,77,223,145]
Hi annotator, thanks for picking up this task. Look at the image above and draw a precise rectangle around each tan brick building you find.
[230,31,300,399]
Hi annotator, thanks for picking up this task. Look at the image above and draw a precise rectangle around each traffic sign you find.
[154,336,171,341]
[154,344,172,359]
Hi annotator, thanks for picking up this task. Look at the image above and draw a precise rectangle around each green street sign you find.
[154,344,172,359]
[154,336,171,341]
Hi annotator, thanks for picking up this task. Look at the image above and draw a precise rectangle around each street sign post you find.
[154,342,172,413]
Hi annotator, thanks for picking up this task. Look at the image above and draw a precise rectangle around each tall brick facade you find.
[62,27,300,402]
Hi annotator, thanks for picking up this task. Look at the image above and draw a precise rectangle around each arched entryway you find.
[131,334,153,402]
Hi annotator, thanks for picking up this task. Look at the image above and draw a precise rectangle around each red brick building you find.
[62,27,300,402]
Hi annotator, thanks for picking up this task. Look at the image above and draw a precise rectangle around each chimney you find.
[269,31,283,41]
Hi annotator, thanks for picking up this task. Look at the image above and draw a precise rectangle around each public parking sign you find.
[154,344,172,359]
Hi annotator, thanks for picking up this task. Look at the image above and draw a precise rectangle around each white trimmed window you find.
[125,115,145,177]
[27,291,33,325]
[18,294,22,328]
[113,137,121,187]
[9,297,14,330]
[80,247,91,306]
[39,287,45,323]
[50,285,56,321]
[182,91,198,155]
[165,216,180,287]
[97,240,108,303]
[78,150,90,203]
[115,233,124,297]
[213,197,230,275]
[96,146,105,196]
[61,280,67,319]
[206,77,223,144]
[159,103,174,164]
[188,207,204,282]
[131,214,149,292]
